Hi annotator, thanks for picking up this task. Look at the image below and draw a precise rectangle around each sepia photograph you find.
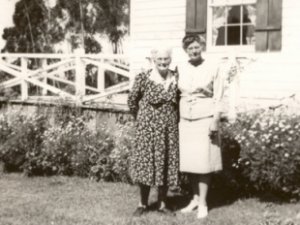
[0,0,300,224]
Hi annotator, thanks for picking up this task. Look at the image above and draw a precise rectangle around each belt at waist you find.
[180,115,213,121]
[180,94,210,98]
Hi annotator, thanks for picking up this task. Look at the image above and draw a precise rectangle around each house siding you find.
[282,0,300,53]
[240,0,300,102]
[130,0,186,73]
[130,0,300,105]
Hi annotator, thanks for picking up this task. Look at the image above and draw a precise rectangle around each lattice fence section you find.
[0,53,131,106]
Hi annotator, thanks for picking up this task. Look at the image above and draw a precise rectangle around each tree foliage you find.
[2,0,64,53]
[2,0,129,53]
[53,0,129,53]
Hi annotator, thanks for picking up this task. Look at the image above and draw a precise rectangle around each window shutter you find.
[255,0,282,51]
[186,0,207,36]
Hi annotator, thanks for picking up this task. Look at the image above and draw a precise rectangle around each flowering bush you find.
[221,107,300,198]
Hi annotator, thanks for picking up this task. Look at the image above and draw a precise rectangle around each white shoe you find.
[197,205,208,219]
[180,199,199,213]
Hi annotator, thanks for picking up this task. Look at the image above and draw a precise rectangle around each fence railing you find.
[0,53,131,107]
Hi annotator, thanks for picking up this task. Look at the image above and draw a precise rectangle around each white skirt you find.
[179,117,222,174]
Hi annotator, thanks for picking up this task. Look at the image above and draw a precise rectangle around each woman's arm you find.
[210,64,226,131]
[127,73,145,119]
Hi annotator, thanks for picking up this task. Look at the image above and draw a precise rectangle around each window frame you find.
[206,0,257,52]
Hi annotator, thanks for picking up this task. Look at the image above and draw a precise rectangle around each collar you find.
[148,68,176,90]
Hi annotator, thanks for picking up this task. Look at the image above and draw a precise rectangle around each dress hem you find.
[179,166,223,174]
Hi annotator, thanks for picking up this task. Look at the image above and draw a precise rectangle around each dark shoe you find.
[157,207,176,216]
[133,206,148,217]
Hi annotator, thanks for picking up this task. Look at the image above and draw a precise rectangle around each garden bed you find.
[1,105,300,200]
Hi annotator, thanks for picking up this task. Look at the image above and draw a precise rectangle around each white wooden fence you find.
[0,53,131,108]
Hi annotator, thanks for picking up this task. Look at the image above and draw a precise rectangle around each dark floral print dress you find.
[127,70,179,187]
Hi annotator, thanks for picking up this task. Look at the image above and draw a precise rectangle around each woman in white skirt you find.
[177,34,225,219]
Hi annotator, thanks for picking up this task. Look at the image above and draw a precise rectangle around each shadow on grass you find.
[162,182,242,212]
[159,136,245,212]
[166,194,190,211]
[143,178,243,213]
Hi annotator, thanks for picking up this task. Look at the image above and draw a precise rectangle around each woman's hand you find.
[209,118,219,132]
[209,118,219,140]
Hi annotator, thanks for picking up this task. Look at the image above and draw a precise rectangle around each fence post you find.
[97,59,105,92]
[75,55,86,102]
[21,57,28,101]
[41,58,48,95]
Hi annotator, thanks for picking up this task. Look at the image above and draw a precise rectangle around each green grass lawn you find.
[1,171,300,225]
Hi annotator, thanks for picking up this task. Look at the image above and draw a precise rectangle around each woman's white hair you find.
[150,44,173,60]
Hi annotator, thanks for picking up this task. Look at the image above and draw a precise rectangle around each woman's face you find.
[185,41,203,62]
[153,50,171,74]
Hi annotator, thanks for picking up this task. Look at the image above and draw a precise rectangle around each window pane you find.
[215,26,226,45]
[227,26,240,45]
[209,3,256,47]
[242,25,255,45]
[227,6,241,24]
[243,4,256,24]
[212,7,226,46]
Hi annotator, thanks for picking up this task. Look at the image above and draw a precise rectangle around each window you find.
[207,0,256,50]
[185,0,282,52]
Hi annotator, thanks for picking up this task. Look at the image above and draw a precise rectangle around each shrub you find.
[0,105,132,181]
[0,114,12,145]
[0,114,47,172]
[2,104,300,201]
[0,108,117,180]
[221,107,300,199]
[25,115,115,179]
[109,121,134,183]
[87,125,115,181]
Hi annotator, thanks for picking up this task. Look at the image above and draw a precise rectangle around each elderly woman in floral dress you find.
[127,46,179,216]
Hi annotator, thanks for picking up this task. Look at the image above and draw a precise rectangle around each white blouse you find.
[177,59,225,120]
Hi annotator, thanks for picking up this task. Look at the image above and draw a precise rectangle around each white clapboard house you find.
[129,0,300,108]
